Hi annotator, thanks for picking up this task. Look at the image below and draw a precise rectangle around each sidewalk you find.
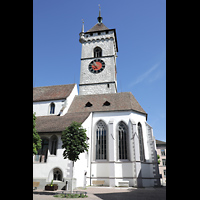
[33,186,166,200]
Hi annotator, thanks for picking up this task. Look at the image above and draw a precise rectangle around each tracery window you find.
[138,122,145,161]
[53,168,62,181]
[96,120,107,160]
[118,121,128,160]
[36,138,49,163]
[94,47,102,58]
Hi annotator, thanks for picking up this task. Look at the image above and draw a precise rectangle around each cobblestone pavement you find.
[33,186,166,200]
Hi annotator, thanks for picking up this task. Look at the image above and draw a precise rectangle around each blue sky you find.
[33,0,166,142]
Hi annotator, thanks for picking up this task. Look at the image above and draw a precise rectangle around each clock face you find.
[88,59,105,74]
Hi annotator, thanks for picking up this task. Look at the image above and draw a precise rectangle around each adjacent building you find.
[156,140,166,186]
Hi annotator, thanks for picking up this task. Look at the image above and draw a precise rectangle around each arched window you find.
[96,120,107,160]
[50,102,55,114]
[37,138,49,163]
[50,135,57,155]
[53,168,63,181]
[138,122,145,161]
[94,47,102,58]
[118,121,128,160]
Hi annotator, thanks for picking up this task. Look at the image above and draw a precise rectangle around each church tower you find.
[79,7,118,95]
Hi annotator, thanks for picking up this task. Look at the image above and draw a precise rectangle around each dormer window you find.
[103,101,110,106]
[94,47,102,58]
[85,102,93,107]
[50,102,55,114]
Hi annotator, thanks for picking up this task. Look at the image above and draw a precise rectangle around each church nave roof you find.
[33,84,76,102]
[68,92,147,116]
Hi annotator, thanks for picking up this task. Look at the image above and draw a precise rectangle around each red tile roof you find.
[33,84,75,102]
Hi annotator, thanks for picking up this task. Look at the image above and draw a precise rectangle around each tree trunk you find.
[71,161,74,194]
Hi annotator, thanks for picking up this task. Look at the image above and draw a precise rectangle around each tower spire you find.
[97,4,103,23]
[79,19,86,43]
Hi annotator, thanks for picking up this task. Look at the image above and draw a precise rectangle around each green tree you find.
[157,154,161,165]
[33,113,41,155]
[61,121,89,193]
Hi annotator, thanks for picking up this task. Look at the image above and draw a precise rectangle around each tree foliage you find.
[33,113,42,155]
[61,121,89,162]
[157,154,161,165]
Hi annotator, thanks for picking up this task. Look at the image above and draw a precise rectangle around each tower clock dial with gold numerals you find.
[88,59,105,74]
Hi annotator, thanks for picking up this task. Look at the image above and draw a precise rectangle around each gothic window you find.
[138,122,145,162]
[94,47,102,58]
[37,138,49,163]
[53,168,62,181]
[96,120,107,160]
[118,121,128,160]
[50,135,57,155]
[50,102,55,114]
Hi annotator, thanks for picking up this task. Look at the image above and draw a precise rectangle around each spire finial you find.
[97,4,103,23]
[81,19,84,32]
[98,4,101,17]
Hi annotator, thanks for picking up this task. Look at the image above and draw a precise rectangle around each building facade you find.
[156,140,166,186]
[33,10,160,190]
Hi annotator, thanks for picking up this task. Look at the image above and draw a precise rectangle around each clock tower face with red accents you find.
[79,15,118,95]
[88,59,105,74]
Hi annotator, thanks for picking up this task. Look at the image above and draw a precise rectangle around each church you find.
[33,9,160,189]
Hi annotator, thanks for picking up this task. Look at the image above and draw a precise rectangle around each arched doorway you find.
[53,168,63,181]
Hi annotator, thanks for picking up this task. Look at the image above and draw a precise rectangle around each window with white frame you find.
[163,169,166,178]
[118,121,128,160]
[161,149,165,156]
[162,159,166,166]
[96,120,107,160]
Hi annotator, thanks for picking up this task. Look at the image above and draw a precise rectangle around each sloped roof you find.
[35,92,147,133]
[156,140,166,145]
[35,112,90,133]
[86,23,109,33]
[68,92,147,116]
[33,84,75,102]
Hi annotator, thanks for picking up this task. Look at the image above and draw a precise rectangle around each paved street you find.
[33,186,166,200]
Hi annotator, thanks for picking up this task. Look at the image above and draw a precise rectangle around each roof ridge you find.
[33,83,75,89]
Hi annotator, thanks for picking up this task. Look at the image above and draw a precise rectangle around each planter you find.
[45,185,58,191]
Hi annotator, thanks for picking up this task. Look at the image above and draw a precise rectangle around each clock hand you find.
[93,61,99,69]
[93,61,97,66]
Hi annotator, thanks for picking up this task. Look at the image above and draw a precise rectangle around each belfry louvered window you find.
[94,47,102,58]
[118,121,128,160]
[96,120,107,160]
[138,122,145,161]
